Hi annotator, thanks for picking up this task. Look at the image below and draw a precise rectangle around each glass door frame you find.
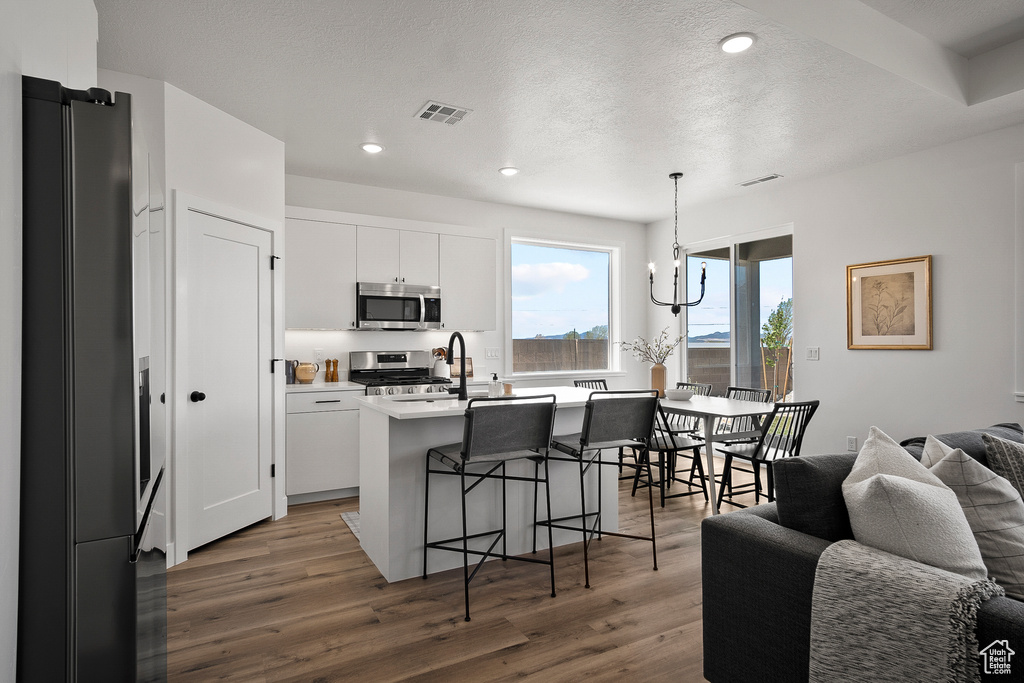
[681,224,794,392]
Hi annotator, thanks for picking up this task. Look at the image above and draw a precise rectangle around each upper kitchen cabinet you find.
[439,234,497,331]
[285,218,357,329]
[356,226,439,286]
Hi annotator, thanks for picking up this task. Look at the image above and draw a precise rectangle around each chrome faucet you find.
[446,331,468,400]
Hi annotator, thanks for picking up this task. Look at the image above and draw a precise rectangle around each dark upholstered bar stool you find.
[538,390,659,589]
[573,379,634,480]
[422,395,558,622]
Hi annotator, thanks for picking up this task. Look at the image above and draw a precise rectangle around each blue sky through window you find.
[511,242,609,339]
[687,255,792,341]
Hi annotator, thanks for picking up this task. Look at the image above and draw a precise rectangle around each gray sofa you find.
[701,423,1024,683]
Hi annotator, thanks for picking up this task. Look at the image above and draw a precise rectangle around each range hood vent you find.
[415,101,471,125]
[738,173,783,187]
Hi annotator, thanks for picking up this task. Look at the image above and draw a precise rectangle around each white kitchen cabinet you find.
[286,390,360,496]
[356,225,438,286]
[439,234,497,331]
[285,218,357,329]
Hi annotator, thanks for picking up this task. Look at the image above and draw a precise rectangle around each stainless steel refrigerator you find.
[19,75,167,682]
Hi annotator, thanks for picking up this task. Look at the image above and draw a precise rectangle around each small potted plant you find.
[619,327,684,397]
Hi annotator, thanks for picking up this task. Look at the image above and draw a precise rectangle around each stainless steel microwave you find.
[356,282,442,330]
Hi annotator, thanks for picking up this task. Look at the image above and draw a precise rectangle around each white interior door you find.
[185,209,273,550]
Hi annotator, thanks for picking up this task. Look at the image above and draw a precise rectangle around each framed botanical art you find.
[847,255,932,350]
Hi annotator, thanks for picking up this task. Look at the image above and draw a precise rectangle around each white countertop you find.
[286,381,363,392]
[355,385,593,419]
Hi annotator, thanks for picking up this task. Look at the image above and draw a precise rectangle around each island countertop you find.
[354,385,595,419]
[356,383,617,582]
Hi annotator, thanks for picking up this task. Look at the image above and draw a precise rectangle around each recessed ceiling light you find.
[361,143,384,154]
[499,167,519,176]
[719,32,755,53]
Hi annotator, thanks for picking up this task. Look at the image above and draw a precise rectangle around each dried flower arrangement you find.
[618,327,684,365]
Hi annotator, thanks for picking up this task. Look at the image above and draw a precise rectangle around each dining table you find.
[660,394,775,515]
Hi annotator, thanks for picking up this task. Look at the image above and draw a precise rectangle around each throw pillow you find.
[984,433,1024,500]
[842,426,987,580]
[925,440,1024,600]
[919,433,954,468]
[773,453,857,542]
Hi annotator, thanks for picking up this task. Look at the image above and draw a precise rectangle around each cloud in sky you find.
[511,262,590,300]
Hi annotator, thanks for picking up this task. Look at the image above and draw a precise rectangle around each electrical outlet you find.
[806,347,820,361]
[847,436,858,452]
[485,347,500,359]
[314,348,325,362]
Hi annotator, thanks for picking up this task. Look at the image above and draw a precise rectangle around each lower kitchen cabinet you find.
[286,390,360,496]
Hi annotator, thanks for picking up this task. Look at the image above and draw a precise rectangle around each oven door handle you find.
[418,294,426,325]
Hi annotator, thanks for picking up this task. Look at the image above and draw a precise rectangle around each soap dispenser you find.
[488,373,501,398]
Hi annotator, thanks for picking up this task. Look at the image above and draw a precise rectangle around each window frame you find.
[505,233,622,379]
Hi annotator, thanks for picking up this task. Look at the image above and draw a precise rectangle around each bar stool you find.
[538,390,659,588]
[573,379,635,480]
[422,395,558,622]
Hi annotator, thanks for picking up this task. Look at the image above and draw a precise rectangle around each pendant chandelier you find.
[649,173,707,316]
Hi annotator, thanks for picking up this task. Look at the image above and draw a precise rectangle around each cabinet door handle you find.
[315,399,342,404]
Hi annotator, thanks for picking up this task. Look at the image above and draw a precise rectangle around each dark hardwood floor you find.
[166,462,761,681]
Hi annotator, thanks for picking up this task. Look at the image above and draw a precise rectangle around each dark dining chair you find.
[716,400,820,508]
[634,404,708,506]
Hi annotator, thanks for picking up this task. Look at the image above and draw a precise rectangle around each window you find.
[510,239,615,374]
[685,233,794,399]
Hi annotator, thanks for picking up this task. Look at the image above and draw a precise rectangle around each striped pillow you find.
[984,433,1024,500]
[927,436,1024,600]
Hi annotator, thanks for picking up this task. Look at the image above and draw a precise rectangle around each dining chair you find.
[716,400,820,508]
[423,394,558,621]
[539,390,659,588]
[633,404,708,506]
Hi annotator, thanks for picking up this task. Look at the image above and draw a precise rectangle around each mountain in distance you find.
[688,330,730,343]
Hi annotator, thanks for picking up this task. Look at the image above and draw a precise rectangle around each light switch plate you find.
[806,346,820,361]
[485,347,500,359]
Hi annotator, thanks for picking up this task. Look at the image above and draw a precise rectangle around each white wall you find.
[2,0,97,677]
[651,123,1024,454]
[285,176,649,389]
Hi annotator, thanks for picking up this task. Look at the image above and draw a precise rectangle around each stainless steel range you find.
[349,350,454,396]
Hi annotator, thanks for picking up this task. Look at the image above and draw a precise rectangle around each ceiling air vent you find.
[738,174,783,187]
[415,101,471,125]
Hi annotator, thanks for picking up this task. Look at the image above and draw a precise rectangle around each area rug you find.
[340,511,361,541]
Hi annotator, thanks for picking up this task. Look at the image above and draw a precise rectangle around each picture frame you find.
[847,255,932,350]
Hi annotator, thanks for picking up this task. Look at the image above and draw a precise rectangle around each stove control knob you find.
[387,386,401,395]
[405,386,415,394]
[373,387,386,396]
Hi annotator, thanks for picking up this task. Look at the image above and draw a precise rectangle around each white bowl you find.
[665,388,694,401]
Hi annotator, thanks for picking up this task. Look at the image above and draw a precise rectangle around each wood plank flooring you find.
[166,462,761,681]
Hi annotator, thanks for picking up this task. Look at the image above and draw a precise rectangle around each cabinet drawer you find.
[287,391,361,414]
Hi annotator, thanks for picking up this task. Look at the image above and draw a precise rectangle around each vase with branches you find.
[619,327,684,396]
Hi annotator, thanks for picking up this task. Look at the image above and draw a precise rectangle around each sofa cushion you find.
[842,426,987,580]
[773,453,858,541]
[901,423,1024,468]
[984,433,1024,500]
[924,437,1024,600]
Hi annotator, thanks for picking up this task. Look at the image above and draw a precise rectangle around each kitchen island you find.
[356,386,619,582]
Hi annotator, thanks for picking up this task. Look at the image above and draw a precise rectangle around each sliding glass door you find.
[685,233,793,400]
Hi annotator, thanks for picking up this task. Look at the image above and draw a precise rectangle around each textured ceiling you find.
[94,0,1024,223]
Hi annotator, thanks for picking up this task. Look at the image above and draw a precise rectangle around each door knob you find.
[190,391,206,402]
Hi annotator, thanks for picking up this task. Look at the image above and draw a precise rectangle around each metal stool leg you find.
[461,469,471,622]
[422,455,431,580]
